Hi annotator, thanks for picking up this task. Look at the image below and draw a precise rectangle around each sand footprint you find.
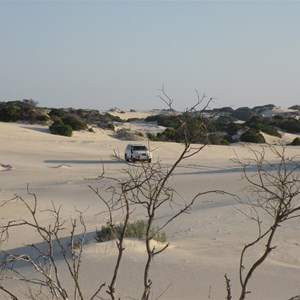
[49,164,72,169]
[0,163,13,171]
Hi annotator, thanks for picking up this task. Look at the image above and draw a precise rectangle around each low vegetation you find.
[115,128,146,141]
[0,100,299,144]
[95,219,167,243]
[240,128,266,143]
[0,99,48,123]
[290,137,300,145]
[148,109,299,144]
[49,119,73,136]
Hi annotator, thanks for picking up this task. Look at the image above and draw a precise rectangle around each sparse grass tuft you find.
[95,219,167,243]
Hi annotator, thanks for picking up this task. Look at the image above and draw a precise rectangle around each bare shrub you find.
[0,187,105,300]
[231,145,300,300]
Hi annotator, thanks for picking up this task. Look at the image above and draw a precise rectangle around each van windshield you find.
[132,146,147,151]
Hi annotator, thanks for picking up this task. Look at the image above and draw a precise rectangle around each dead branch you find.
[235,145,300,300]
[0,189,105,300]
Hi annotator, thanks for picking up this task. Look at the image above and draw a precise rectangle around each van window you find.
[132,146,147,151]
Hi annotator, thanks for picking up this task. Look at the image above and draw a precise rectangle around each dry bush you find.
[231,145,300,300]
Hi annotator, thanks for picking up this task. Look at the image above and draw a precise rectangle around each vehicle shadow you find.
[44,159,124,165]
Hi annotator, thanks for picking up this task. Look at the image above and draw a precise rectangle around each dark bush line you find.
[1,100,299,143]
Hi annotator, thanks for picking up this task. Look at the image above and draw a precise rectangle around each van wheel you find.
[125,154,129,162]
[131,156,136,163]
[148,158,151,163]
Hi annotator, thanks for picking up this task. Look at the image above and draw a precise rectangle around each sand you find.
[0,119,300,300]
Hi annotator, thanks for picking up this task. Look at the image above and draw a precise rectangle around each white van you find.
[124,144,152,163]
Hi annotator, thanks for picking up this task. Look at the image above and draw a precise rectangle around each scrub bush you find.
[49,120,73,137]
[240,129,266,143]
[95,219,167,243]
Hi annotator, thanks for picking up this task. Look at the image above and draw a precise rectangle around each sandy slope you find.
[1,121,300,299]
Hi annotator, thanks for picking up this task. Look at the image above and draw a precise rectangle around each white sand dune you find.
[82,238,164,255]
[261,106,299,117]
[104,108,176,120]
[0,120,300,300]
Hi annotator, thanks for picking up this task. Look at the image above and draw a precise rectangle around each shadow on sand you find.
[22,126,50,134]
[174,161,300,176]
[44,159,123,165]
[0,231,97,270]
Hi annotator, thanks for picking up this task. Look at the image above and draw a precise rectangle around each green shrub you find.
[106,122,115,131]
[147,132,157,141]
[95,219,167,243]
[145,114,180,128]
[0,105,20,122]
[49,108,66,118]
[290,137,300,146]
[224,122,244,136]
[0,100,48,123]
[208,133,230,145]
[62,114,87,131]
[232,107,255,121]
[104,112,124,122]
[260,125,281,137]
[156,128,178,142]
[245,116,281,137]
[49,120,73,137]
[223,134,234,143]
[240,129,266,143]
[280,118,300,133]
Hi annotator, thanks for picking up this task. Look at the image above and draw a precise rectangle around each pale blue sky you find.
[1,1,299,111]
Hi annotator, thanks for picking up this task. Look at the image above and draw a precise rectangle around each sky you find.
[1,1,300,111]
